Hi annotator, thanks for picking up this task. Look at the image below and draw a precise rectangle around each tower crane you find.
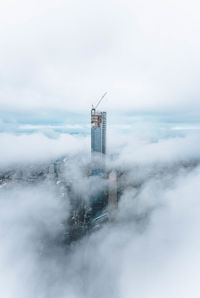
[92,92,107,111]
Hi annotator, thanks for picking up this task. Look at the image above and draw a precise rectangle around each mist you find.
[1,127,200,298]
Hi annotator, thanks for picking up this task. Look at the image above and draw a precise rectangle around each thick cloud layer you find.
[0,132,89,167]
[1,128,200,298]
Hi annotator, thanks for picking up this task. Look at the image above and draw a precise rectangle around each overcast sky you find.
[1,0,200,113]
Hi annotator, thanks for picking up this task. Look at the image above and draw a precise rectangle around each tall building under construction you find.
[91,110,107,155]
[91,92,107,157]
[90,94,107,217]
[90,93,117,221]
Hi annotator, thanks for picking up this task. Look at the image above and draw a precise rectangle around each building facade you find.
[91,108,107,155]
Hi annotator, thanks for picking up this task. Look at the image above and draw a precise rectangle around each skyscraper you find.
[91,108,107,156]
[91,106,107,217]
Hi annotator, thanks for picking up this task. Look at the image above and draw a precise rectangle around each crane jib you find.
[94,92,107,110]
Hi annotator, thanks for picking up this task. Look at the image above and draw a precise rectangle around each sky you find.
[0,0,200,115]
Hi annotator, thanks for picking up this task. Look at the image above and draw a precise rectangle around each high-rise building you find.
[91,108,107,156]
[90,97,107,217]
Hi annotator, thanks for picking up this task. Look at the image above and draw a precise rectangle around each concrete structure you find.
[108,170,118,219]
[108,170,117,205]
[48,163,56,179]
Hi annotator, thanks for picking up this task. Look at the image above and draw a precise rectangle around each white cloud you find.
[1,136,200,297]
[0,132,89,167]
